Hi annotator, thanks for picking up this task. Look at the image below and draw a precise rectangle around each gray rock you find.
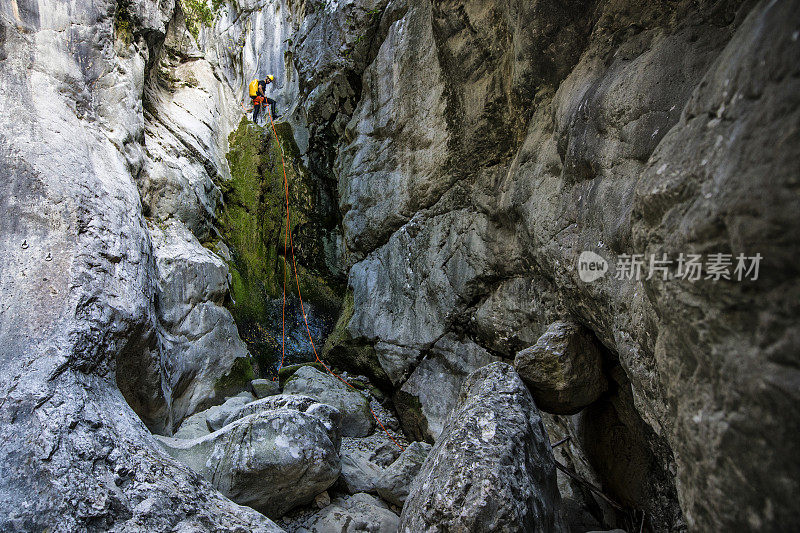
[156,410,340,518]
[375,441,432,507]
[325,0,800,529]
[283,366,375,437]
[400,363,565,532]
[295,493,399,533]
[223,394,343,451]
[337,448,384,495]
[370,440,403,467]
[173,409,212,440]
[204,395,253,432]
[0,0,284,530]
[514,321,608,414]
[395,335,499,442]
[252,378,281,398]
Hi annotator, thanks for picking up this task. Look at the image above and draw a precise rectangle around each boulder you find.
[514,321,608,414]
[156,410,340,518]
[252,378,281,398]
[295,493,399,533]
[204,395,253,431]
[338,448,384,494]
[173,410,212,440]
[375,441,432,507]
[400,362,564,532]
[283,366,375,437]
[149,221,252,432]
[223,394,342,450]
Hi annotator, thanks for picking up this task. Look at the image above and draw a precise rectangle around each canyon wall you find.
[0,0,797,530]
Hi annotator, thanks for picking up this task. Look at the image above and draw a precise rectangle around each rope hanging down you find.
[266,107,405,452]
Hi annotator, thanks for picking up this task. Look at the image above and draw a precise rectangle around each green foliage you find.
[114,2,133,45]
[181,0,220,39]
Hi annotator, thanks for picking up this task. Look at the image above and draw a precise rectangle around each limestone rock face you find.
[400,363,564,532]
[515,321,608,414]
[337,447,385,495]
[283,366,375,437]
[156,410,341,518]
[316,0,800,529]
[0,0,283,530]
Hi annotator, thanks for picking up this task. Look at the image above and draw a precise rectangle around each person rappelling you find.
[247,75,279,124]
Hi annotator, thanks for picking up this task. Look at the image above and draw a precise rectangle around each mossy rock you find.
[278,361,326,387]
[214,357,256,397]
[219,117,343,331]
[321,291,390,388]
[393,389,432,444]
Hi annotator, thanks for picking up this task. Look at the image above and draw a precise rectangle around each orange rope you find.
[267,106,404,451]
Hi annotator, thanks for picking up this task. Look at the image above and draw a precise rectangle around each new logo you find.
[577,251,608,282]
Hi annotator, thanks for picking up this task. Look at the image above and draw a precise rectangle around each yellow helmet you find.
[266,75,275,82]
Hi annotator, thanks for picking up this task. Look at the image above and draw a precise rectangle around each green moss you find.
[321,290,390,387]
[278,361,326,387]
[214,357,256,394]
[322,290,355,354]
[114,3,133,45]
[217,118,344,369]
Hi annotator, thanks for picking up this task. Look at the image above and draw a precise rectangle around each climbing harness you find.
[267,108,405,452]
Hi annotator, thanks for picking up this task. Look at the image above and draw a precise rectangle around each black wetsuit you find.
[252,79,278,123]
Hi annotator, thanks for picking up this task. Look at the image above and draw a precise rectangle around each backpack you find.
[248,79,259,97]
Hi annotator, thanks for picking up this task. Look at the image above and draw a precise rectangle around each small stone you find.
[314,491,330,509]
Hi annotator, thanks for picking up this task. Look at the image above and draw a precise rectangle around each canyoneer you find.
[247,75,279,124]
